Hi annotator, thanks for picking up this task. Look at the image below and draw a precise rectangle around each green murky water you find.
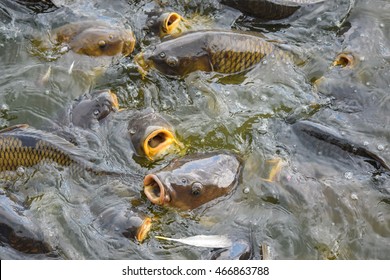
[0,0,389,259]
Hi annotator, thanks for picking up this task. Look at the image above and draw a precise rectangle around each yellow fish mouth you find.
[162,12,183,35]
[142,128,179,160]
[143,174,170,206]
[332,52,356,68]
[121,30,136,56]
[136,216,152,242]
[134,52,150,77]
[108,90,119,110]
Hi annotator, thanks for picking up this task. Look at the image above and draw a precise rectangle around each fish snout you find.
[142,126,180,160]
[162,12,183,35]
[134,52,151,77]
[143,174,171,206]
[121,30,136,56]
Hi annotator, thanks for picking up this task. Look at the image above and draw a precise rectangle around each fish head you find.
[145,9,184,38]
[128,110,181,160]
[69,26,136,56]
[71,90,119,128]
[135,33,211,77]
[143,153,241,210]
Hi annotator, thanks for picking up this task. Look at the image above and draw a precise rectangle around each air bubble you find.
[16,166,25,176]
[0,104,9,111]
[363,141,369,146]
[350,193,358,200]
[377,144,384,151]
[379,23,385,28]
[243,187,250,194]
[344,171,353,179]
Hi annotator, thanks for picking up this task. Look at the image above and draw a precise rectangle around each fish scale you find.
[0,135,73,172]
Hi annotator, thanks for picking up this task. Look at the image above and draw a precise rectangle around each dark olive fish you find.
[4,0,58,14]
[0,193,51,254]
[292,120,390,173]
[144,8,185,38]
[220,0,325,20]
[0,124,99,172]
[96,206,152,242]
[135,30,294,77]
[70,90,119,129]
[143,152,241,210]
[127,109,181,161]
[49,21,136,56]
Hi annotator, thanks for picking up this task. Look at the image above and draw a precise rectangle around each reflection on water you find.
[0,0,389,259]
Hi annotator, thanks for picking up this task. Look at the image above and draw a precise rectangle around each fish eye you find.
[166,56,178,67]
[93,109,100,116]
[191,183,203,196]
[181,178,188,185]
[98,40,106,48]
[159,52,166,58]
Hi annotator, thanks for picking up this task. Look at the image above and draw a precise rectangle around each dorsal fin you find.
[0,124,29,134]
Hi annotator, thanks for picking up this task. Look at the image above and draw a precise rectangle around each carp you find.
[220,0,325,20]
[41,20,136,57]
[135,30,295,77]
[143,152,241,210]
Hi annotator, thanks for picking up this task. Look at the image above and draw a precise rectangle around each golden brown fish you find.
[220,0,325,20]
[135,30,295,77]
[143,152,241,210]
[49,21,136,56]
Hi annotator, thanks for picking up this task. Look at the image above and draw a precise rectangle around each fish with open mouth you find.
[143,152,242,210]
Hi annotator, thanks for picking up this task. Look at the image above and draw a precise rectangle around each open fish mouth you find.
[122,30,136,56]
[107,90,119,110]
[143,127,179,160]
[163,12,183,34]
[134,52,150,77]
[136,216,152,242]
[143,174,170,206]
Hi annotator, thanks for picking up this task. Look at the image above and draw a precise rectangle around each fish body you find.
[136,30,292,76]
[0,194,52,254]
[292,120,390,173]
[0,125,96,172]
[220,0,325,20]
[143,152,241,210]
[50,21,136,56]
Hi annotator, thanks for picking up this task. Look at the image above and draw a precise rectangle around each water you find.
[0,0,389,259]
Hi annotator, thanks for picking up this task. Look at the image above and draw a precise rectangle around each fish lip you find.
[108,90,119,110]
[122,30,136,56]
[163,12,182,34]
[136,217,152,242]
[142,127,180,160]
[134,52,151,77]
[143,174,171,206]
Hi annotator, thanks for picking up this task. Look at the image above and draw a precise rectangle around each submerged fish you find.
[143,152,241,210]
[70,90,119,129]
[46,21,136,56]
[292,120,390,173]
[220,0,325,20]
[97,206,152,242]
[144,8,186,38]
[135,30,295,77]
[0,193,52,254]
